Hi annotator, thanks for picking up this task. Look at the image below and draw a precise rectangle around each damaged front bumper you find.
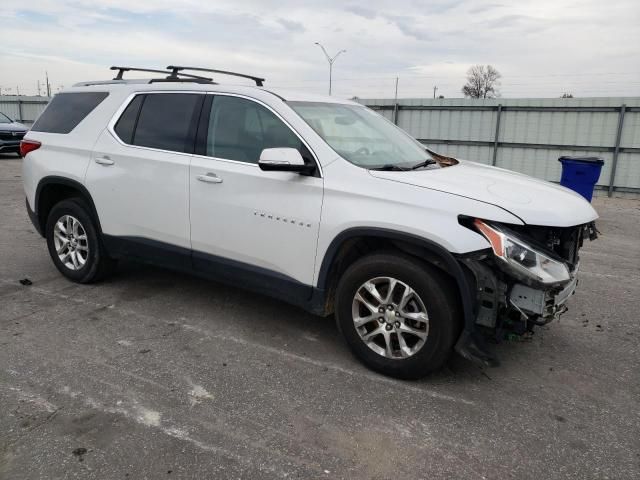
[453,221,596,366]
[461,252,580,333]
[454,255,578,367]
[510,272,578,321]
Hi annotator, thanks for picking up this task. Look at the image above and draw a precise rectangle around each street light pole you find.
[314,42,346,95]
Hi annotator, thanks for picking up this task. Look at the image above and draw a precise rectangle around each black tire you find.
[335,252,462,379]
[45,198,115,283]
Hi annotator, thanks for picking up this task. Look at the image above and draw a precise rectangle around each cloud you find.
[483,14,539,29]
[424,0,466,14]
[1,0,639,99]
[383,14,433,41]
[468,3,503,15]
[344,5,377,19]
[277,18,305,33]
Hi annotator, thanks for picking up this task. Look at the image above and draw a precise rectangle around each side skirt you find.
[102,235,321,313]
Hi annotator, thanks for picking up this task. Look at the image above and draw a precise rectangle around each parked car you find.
[21,66,598,378]
[0,112,28,156]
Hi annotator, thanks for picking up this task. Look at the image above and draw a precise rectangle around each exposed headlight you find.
[473,219,571,285]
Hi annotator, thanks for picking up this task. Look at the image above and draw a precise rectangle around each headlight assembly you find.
[473,219,571,285]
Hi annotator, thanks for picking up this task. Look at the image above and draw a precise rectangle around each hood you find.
[369,159,599,227]
[0,122,28,132]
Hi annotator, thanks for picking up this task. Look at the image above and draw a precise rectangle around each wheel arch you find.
[34,176,102,237]
[315,228,477,334]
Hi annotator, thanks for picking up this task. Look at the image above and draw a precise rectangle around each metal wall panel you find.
[359,97,640,197]
[0,103,20,121]
[496,147,614,186]
[621,111,640,149]
[614,153,640,188]
[0,96,50,126]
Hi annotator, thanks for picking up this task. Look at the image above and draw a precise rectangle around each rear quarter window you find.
[113,95,144,144]
[31,92,109,134]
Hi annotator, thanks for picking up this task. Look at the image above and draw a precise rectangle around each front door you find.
[189,94,323,302]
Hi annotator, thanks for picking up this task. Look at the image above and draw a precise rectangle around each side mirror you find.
[258,148,315,175]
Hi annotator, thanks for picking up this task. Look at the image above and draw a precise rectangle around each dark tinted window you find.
[206,96,307,163]
[114,95,143,144]
[32,92,108,134]
[133,93,201,153]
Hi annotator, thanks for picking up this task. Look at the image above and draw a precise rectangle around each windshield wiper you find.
[370,164,408,171]
[409,159,437,170]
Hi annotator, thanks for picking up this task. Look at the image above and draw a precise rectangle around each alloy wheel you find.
[53,214,89,271]
[351,276,429,359]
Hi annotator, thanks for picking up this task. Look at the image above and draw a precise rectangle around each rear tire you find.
[335,252,461,379]
[45,198,115,283]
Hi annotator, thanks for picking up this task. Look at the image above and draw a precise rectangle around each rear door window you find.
[31,92,108,134]
[130,93,202,153]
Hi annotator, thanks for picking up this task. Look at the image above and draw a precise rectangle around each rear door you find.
[86,92,204,265]
[189,94,323,300]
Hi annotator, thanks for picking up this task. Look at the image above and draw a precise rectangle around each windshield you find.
[288,102,434,170]
[0,112,12,124]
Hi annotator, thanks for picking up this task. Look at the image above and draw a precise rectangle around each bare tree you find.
[462,65,501,98]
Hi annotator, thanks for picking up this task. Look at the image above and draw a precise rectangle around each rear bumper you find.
[26,197,43,236]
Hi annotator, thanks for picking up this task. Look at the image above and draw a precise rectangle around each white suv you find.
[21,66,599,379]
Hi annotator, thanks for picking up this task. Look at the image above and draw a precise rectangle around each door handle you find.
[196,173,223,184]
[95,156,114,166]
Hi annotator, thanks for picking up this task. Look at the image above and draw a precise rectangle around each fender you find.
[316,227,496,366]
[34,176,103,235]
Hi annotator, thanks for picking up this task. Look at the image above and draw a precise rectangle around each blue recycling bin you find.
[558,156,604,202]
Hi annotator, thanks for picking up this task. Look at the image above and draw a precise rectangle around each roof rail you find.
[166,66,265,86]
[109,66,213,83]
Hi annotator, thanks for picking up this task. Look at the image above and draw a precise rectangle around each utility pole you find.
[46,71,51,97]
[433,86,438,99]
[37,80,42,96]
[393,76,399,124]
[314,42,346,95]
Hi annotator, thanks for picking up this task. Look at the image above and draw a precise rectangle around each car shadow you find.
[105,260,493,383]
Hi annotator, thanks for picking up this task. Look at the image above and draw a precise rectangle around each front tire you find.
[45,198,115,283]
[335,252,461,379]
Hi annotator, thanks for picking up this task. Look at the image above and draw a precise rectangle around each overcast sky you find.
[1,0,639,99]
